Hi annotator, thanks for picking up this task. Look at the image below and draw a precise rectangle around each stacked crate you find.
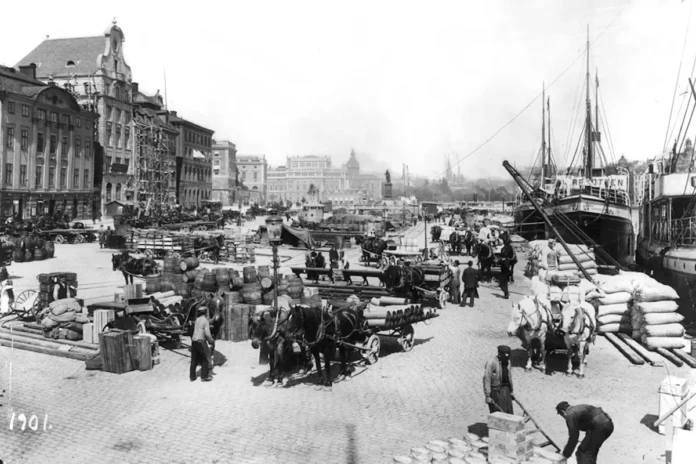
[487,412,534,463]
[221,296,251,342]
[98,329,135,374]
[37,272,78,310]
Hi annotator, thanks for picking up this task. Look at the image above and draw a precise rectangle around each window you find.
[213,160,220,166]
[8,102,15,114]
[49,135,57,154]
[37,132,44,152]
[83,170,90,188]
[19,165,27,187]
[37,109,46,121]
[19,129,28,151]
[106,156,112,170]
[60,167,67,188]
[125,127,130,148]
[22,105,29,117]
[106,105,112,119]
[73,168,80,188]
[50,112,58,123]
[62,136,68,155]
[115,124,121,148]
[115,87,120,100]
[35,166,43,188]
[6,128,14,148]
[62,114,70,126]
[106,122,112,146]
[67,60,75,67]
[75,117,81,128]
[75,138,81,157]
[48,167,55,188]
[84,138,91,158]
[4,164,13,185]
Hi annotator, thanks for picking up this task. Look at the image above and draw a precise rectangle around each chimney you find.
[170,111,177,117]
[18,64,37,80]
[131,82,139,95]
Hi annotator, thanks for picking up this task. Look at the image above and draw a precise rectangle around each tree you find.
[301,197,307,204]
[307,184,319,201]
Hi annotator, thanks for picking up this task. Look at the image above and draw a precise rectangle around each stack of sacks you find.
[40,298,88,341]
[530,276,549,298]
[556,243,599,276]
[632,279,685,350]
[591,274,635,334]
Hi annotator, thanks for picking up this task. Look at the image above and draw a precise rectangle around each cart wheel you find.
[361,334,381,365]
[13,290,38,320]
[438,290,449,309]
[75,234,85,244]
[398,324,415,352]
[54,234,65,244]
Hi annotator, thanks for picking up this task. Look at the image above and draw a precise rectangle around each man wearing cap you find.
[540,238,560,273]
[449,260,461,305]
[461,260,479,307]
[190,306,214,382]
[483,345,514,414]
[556,401,614,464]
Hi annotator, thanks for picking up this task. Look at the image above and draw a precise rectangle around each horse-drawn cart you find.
[34,228,97,244]
[380,249,424,267]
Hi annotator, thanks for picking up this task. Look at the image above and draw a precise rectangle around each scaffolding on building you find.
[134,112,174,213]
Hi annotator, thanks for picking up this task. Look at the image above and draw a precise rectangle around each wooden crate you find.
[131,335,153,371]
[99,330,134,374]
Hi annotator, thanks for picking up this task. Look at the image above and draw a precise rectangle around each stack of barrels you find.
[10,235,54,263]
[0,240,13,265]
[242,265,262,305]
[159,254,182,293]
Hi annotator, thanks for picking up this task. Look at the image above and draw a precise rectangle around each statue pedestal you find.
[383,182,392,200]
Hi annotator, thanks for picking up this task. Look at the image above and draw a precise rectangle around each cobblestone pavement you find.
[0,225,692,463]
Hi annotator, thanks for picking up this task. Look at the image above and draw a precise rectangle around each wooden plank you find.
[617,333,662,366]
[655,347,684,367]
[604,333,644,365]
[0,338,94,361]
[669,348,696,368]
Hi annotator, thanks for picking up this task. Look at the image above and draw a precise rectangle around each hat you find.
[556,401,570,414]
[454,260,460,266]
[197,306,208,314]
[468,260,473,266]
[548,238,556,243]
[497,345,511,355]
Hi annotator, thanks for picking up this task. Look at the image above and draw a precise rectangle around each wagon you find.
[34,228,97,244]
[380,249,424,267]
[410,263,452,309]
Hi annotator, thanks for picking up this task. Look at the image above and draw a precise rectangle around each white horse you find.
[507,295,554,372]
[558,301,596,378]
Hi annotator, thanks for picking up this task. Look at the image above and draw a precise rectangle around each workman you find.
[540,238,560,272]
[190,306,214,382]
[556,401,614,464]
[460,260,479,307]
[98,225,105,249]
[483,345,514,414]
[449,260,461,305]
[329,243,339,264]
[499,258,511,299]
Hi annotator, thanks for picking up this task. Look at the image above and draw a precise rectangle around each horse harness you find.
[565,306,596,337]
[520,297,554,332]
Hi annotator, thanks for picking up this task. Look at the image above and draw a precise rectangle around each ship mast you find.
[547,95,552,176]
[541,83,546,186]
[585,25,593,179]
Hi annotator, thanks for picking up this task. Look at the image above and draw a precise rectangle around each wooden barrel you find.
[24,249,34,262]
[301,293,322,309]
[173,281,193,298]
[243,266,258,284]
[242,282,262,305]
[201,272,218,292]
[44,240,55,258]
[146,277,161,294]
[193,267,210,289]
[260,276,274,291]
[164,255,182,274]
[12,248,24,263]
[34,237,46,249]
[230,276,244,290]
[215,268,230,288]
[23,236,35,251]
[226,291,243,304]
[182,269,199,283]
[257,265,271,279]
[180,256,199,272]
[286,275,303,299]
[33,248,46,261]
[262,291,275,305]
[229,269,240,278]
[276,280,289,295]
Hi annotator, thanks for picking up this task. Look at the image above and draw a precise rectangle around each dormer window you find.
[66,61,75,67]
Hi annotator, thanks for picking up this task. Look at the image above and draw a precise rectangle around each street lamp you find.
[265,215,283,335]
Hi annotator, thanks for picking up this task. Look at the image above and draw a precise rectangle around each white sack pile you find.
[631,278,685,350]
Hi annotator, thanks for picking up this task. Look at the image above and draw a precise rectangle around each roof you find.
[105,200,133,206]
[16,36,106,77]
[133,91,162,107]
[0,65,46,85]
[134,107,178,134]
[168,113,214,134]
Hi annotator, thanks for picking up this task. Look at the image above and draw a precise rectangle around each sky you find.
[1,0,696,180]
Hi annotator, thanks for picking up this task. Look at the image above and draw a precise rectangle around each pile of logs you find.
[363,304,438,330]
[148,291,184,314]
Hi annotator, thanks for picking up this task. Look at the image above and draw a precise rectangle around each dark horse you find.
[248,308,312,387]
[382,264,426,301]
[193,234,225,264]
[360,237,388,266]
[472,242,496,283]
[112,251,159,285]
[448,230,461,255]
[463,229,475,256]
[285,305,362,390]
[499,240,518,283]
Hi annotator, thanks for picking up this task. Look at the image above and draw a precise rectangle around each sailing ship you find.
[544,29,634,267]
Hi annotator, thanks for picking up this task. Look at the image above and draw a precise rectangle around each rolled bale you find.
[180,256,200,272]
[242,282,263,305]
[43,240,55,258]
[243,266,257,284]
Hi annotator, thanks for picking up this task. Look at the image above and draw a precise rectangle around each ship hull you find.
[636,238,696,322]
[513,203,546,241]
[546,195,634,267]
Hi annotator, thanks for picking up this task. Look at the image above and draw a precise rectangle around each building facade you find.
[237,155,267,203]
[0,65,99,220]
[17,21,135,216]
[168,112,214,208]
[266,151,382,205]
[212,140,237,206]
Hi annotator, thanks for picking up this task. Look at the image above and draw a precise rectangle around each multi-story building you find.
[237,155,267,203]
[16,20,135,215]
[168,112,214,208]
[266,151,382,205]
[0,65,99,220]
[211,140,237,206]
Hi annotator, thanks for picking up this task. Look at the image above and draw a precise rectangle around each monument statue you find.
[385,170,391,184]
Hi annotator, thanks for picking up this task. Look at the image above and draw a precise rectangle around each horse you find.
[557,301,596,378]
[507,295,554,372]
[472,242,495,282]
[112,251,159,285]
[285,305,361,390]
[248,307,312,387]
[360,237,388,267]
[448,231,461,255]
[193,234,225,264]
[430,225,442,242]
[382,264,426,300]
[499,241,518,283]
[463,229,475,256]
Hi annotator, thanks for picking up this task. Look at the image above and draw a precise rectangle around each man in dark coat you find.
[556,401,614,464]
[329,243,339,265]
[460,260,479,307]
[483,345,514,414]
[499,258,511,299]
